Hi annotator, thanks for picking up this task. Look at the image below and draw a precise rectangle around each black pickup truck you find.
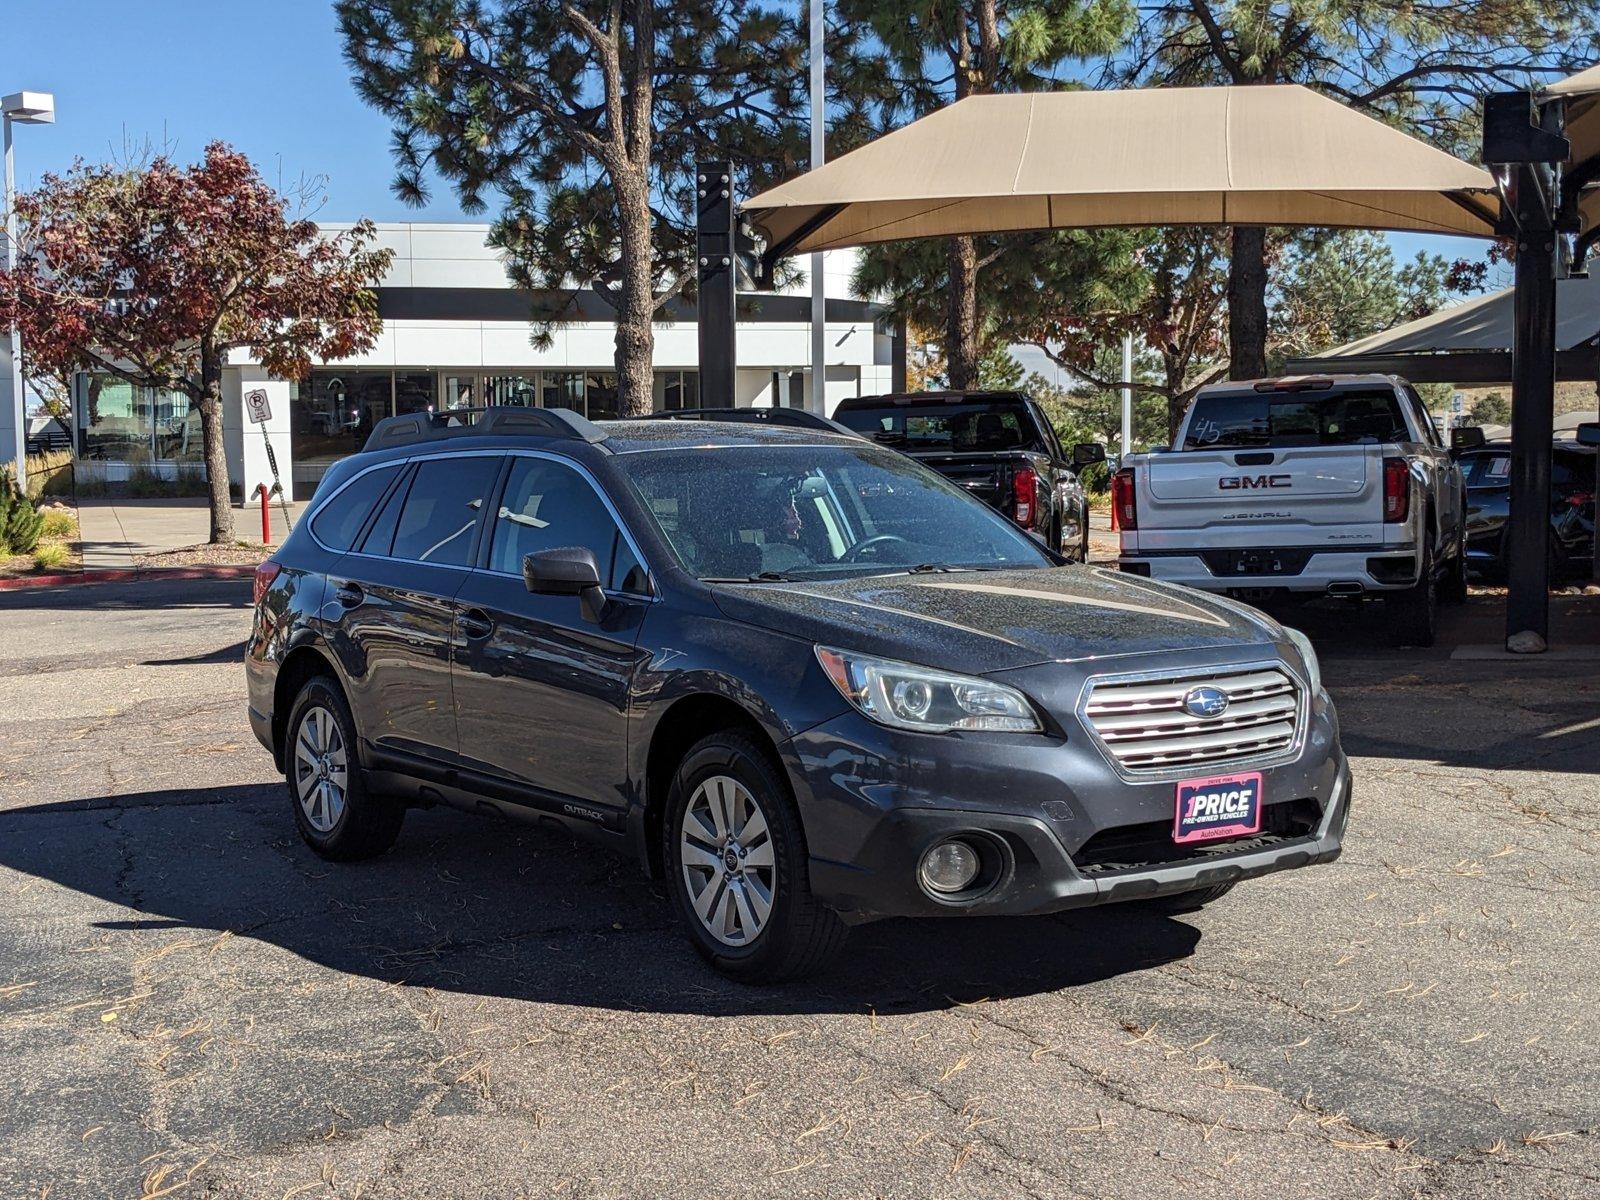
[832,391,1104,561]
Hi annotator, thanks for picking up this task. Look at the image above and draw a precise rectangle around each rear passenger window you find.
[389,456,502,566]
[310,466,398,552]
[489,456,647,592]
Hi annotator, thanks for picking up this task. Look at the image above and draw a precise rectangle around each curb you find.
[0,564,260,593]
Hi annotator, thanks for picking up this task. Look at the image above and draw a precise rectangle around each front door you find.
[451,453,652,819]
[325,452,502,767]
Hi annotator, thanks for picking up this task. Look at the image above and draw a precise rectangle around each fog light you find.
[919,839,981,894]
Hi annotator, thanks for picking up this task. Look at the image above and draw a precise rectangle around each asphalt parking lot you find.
[0,576,1595,1199]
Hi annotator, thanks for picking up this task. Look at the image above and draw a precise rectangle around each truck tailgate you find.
[914,453,1011,509]
[1135,446,1387,546]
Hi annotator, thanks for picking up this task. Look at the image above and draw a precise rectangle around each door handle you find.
[458,608,495,640]
[334,582,364,608]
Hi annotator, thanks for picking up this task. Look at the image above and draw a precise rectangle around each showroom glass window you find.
[394,372,437,417]
[152,389,202,462]
[543,373,585,413]
[290,370,394,477]
[585,373,620,420]
[76,373,152,461]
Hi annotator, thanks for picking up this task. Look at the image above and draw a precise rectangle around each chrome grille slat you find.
[1082,665,1303,775]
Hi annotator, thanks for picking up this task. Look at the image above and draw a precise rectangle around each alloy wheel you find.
[293,705,349,834]
[679,775,776,947]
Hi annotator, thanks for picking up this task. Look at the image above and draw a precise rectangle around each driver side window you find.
[489,456,647,593]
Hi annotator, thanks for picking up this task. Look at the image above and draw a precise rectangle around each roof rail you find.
[362,405,609,452]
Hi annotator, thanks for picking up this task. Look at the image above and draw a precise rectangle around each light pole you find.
[808,0,825,413]
[2,90,54,494]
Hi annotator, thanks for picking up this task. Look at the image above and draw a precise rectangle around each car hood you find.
[709,565,1279,674]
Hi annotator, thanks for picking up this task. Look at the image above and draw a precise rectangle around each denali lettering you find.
[1219,474,1292,491]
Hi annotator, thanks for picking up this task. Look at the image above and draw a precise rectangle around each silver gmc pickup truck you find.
[1115,375,1468,646]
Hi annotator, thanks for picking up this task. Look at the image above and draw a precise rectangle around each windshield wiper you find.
[699,571,797,583]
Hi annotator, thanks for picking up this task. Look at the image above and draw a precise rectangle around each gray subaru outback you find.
[247,408,1349,982]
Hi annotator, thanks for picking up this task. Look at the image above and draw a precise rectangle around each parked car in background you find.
[1114,374,1468,646]
[1457,441,1596,580]
[247,408,1348,982]
[832,391,1103,561]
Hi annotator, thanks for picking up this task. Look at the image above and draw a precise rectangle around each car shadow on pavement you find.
[0,784,1201,1017]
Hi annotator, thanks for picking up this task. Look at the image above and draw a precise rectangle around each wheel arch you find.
[271,643,343,771]
[636,692,783,880]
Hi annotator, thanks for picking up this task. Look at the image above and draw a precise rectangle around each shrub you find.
[32,541,69,570]
[0,469,44,555]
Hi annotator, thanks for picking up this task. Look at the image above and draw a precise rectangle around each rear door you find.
[450,453,652,820]
[324,452,503,767]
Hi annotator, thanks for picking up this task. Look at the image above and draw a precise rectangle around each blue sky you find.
[18,2,1501,288]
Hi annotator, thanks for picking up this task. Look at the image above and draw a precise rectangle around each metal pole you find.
[808,0,825,413]
[3,116,24,493]
[695,160,738,407]
[1504,105,1563,652]
[1119,333,1134,457]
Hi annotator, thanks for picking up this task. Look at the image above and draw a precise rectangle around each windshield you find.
[1183,389,1409,450]
[834,401,1045,453]
[618,443,1053,581]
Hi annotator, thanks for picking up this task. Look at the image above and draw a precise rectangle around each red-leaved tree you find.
[0,143,394,542]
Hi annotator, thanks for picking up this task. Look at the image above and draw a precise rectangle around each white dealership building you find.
[68,222,901,499]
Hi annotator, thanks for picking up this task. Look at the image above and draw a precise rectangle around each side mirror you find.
[1072,442,1107,467]
[1576,422,1600,448]
[1451,426,1487,451]
[523,547,606,622]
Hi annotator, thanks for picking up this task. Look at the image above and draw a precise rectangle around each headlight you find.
[1284,627,1322,694]
[815,646,1042,734]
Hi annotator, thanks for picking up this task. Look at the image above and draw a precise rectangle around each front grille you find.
[1073,798,1322,875]
[1082,664,1303,774]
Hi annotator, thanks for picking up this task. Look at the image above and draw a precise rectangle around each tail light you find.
[1013,466,1038,528]
[1111,468,1137,531]
[1565,491,1594,510]
[1382,458,1410,523]
[253,560,283,606]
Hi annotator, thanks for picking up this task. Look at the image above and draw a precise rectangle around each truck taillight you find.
[253,560,282,606]
[1111,468,1137,531]
[1013,466,1038,528]
[1382,458,1409,524]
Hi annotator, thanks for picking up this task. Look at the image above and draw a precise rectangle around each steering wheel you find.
[841,534,910,563]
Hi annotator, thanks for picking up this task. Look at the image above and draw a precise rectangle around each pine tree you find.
[340,0,825,417]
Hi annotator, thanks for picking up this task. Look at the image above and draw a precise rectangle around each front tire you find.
[284,676,404,861]
[1128,881,1236,914]
[663,731,847,983]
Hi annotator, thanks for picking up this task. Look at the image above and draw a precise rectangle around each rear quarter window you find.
[309,466,399,552]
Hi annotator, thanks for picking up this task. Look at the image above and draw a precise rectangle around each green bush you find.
[32,541,69,570]
[0,469,44,555]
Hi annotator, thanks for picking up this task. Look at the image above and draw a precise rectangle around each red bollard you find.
[259,484,272,546]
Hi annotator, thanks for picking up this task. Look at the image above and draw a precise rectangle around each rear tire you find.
[1441,539,1469,604]
[284,676,404,861]
[1389,540,1438,647]
[663,731,847,983]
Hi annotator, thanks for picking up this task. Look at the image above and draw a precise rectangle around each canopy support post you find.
[1486,92,1570,652]
[697,159,738,407]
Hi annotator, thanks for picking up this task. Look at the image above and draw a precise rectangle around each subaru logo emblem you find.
[1183,685,1230,719]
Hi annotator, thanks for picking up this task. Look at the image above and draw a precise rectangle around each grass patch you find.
[39,509,75,539]
[33,542,69,570]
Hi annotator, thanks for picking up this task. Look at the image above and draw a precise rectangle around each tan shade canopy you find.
[1547,65,1600,242]
[745,85,1499,255]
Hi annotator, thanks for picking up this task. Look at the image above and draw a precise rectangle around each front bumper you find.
[788,684,1349,921]
[1119,548,1418,594]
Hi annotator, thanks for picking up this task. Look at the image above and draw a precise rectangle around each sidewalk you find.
[77,497,306,571]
